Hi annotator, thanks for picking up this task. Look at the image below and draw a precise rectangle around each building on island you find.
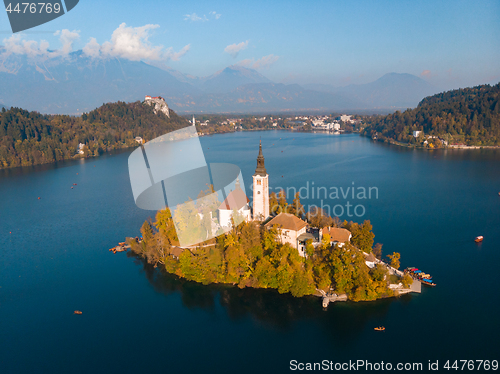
[218,179,251,228]
[413,130,422,137]
[265,213,309,255]
[365,252,377,269]
[252,140,270,221]
[320,227,352,248]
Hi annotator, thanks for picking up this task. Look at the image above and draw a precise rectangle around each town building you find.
[252,140,270,221]
[77,143,85,155]
[339,114,352,123]
[413,130,422,137]
[320,227,352,248]
[265,213,309,254]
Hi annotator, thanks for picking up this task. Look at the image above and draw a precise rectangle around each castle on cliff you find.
[144,95,170,117]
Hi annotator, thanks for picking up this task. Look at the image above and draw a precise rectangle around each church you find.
[217,140,270,226]
[217,140,315,256]
[252,140,270,221]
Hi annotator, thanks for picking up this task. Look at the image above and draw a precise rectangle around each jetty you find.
[317,289,348,308]
[109,240,132,254]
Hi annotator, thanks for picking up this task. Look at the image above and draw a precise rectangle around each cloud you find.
[224,41,248,58]
[0,23,189,64]
[82,37,100,58]
[184,13,208,22]
[209,11,221,19]
[164,44,191,61]
[52,29,80,57]
[421,70,431,77]
[184,11,220,21]
[82,23,189,62]
[236,54,279,69]
[252,54,279,69]
[0,29,80,62]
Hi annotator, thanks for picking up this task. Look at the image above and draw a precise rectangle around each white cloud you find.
[51,29,80,57]
[0,29,79,62]
[224,41,248,58]
[99,23,162,61]
[184,13,208,22]
[164,44,191,61]
[0,24,189,64]
[236,54,279,69]
[82,23,190,62]
[82,37,100,58]
[252,54,279,69]
[209,11,221,19]
[184,11,220,21]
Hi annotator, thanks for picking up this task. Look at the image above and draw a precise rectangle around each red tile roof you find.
[321,227,352,243]
[265,213,308,231]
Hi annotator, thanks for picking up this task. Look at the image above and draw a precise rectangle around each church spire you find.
[254,140,267,176]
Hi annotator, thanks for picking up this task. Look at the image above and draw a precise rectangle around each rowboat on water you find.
[475,236,484,243]
[374,326,385,331]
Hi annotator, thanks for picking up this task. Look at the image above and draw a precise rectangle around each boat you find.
[405,267,437,287]
[475,236,483,243]
[74,310,82,315]
[374,326,385,331]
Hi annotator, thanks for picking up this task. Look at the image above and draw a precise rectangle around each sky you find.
[0,0,499,91]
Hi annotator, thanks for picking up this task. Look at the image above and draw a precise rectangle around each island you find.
[126,141,416,303]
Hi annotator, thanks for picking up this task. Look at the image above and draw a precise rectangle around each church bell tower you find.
[252,140,269,221]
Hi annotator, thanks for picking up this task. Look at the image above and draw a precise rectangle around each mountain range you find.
[0,49,440,114]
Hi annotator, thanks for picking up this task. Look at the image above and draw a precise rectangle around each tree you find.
[269,192,278,214]
[372,243,383,260]
[307,207,333,228]
[401,273,413,288]
[278,189,288,213]
[387,252,401,270]
[291,192,304,218]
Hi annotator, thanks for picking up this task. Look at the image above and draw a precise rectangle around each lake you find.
[1,131,499,373]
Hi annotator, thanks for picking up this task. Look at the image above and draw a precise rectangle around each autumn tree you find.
[387,252,401,270]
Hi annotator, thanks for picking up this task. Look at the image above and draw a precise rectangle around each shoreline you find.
[368,136,500,150]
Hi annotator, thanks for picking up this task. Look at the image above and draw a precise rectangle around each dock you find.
[317,289,348,308]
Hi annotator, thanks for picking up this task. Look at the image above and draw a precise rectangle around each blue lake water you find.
[1,131,499,373]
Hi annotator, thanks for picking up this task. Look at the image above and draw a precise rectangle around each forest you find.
[362,83,500,147]
[0,101,190,169]
[128,191,410,301]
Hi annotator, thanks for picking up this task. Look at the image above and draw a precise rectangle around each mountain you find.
[0,50,200,114]
[0,48,439,114]
[197,66,272,93]
[303,73,438,109]
[178,83,363,113]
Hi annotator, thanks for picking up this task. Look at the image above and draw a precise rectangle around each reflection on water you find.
[128,252,398,340]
